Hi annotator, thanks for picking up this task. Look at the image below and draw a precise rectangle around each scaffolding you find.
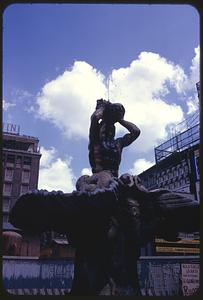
[155,109,200,164]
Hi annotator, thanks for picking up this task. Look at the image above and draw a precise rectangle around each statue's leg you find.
[69,248,91,295]
[70,237,111,296]
[125,246,141,295]
[107,229,141,296]
[107,195,142,296]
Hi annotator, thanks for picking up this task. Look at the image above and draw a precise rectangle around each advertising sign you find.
[3,122,20,134]
[181,263,199,296]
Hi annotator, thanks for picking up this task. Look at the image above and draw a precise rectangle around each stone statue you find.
[88,99,140,177]
[9,99,199,296]
[75,99,142,294]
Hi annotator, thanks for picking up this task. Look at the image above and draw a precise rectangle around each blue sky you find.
[3,4,200,192]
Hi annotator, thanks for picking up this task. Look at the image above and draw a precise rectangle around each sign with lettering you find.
[3,123,20,134]
[181,263,199,296]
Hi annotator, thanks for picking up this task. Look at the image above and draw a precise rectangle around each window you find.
[16,156,22,168]
[173,170,178,177]
[181,178,186,186]
[20,185,29,195]
[23,156,31,169]
[174,181,179,188]
[22,170,30,183]
[3,214,8,223]
[7,154,15,163]
[3,199,10,212]
[184,165,188,175]
[169,183,174,190]
[180,168,184,175]
[4,169,14,181]
[3,183,12,196]
[2,154,6,166]
[23,156,32,165]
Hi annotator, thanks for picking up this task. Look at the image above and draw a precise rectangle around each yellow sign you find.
[156,246,200,254]
[155,238,199,245]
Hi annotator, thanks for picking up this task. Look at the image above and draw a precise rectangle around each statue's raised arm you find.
[118,118,140,147]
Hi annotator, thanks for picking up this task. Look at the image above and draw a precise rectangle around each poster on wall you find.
[181,263,199,296]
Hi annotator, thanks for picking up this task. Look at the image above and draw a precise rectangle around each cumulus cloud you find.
[3,100,16,111]
[37,61,106,139]
[11,88,33,101]
[186,95,199,115]
[7,88,36,113]
[184,46,200,114]
[36,49,201,152]
[185,46,200,91]
[38,146,76,192]
[40,146,57,167]
[171,46,200,115]
[129,158,154,175]
[81,168,92,176]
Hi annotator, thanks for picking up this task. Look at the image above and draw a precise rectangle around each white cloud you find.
[40,146,57,167]
[38,146,76,192]
[186,46,200,91]
[81,168,92,176]
[37,61,107,139]
[7,89,36,114]
[129,158,154,175]
[3,100,16,111]
[36,50,199,152]
[184,46,200,114]
[186,95,199,115]
[11,88,33,101]
[109,51,185,151]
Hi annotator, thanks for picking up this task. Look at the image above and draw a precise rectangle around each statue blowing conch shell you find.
[9,99,199,296]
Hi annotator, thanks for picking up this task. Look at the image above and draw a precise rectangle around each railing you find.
[155,124,200,163]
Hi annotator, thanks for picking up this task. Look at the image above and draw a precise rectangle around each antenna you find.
[107,75,110,101]
[107,69,113,101]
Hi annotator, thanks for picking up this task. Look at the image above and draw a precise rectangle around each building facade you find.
[139,124,200,202]
[138,121,200,256]
[2,123,41,228]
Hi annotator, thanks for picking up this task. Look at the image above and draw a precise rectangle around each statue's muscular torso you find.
[89,140,122,177]
[88,106,140,178]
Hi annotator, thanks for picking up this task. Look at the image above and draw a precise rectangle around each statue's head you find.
[102,101,125,124]
[111,103,125,121]
[96,98,109,110]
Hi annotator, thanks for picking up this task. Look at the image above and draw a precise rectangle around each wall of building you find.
[2,133,41,224]
[139,144,199,201]
[138,143,200,256]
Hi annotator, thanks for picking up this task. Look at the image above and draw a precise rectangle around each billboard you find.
[181,263,199,296]
[3,122,20,134]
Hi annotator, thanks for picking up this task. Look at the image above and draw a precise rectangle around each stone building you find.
[138,119,200,256]
[2,123,41,256]
[139,123,200,202]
